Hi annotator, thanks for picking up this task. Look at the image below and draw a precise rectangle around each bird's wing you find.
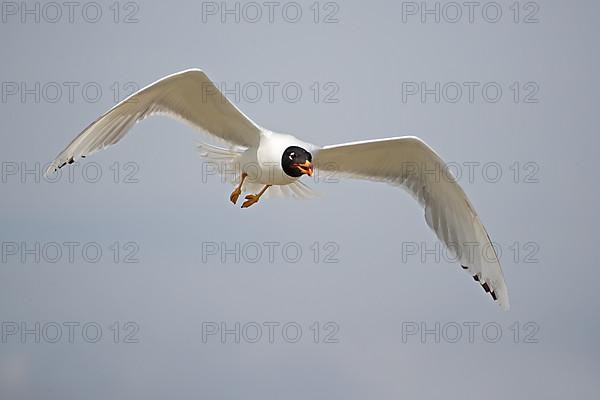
[47,69,261,174]
[313,136,509,309]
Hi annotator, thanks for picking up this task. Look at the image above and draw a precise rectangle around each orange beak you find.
[293,160,313,176]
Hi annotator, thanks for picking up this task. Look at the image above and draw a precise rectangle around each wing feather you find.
[47,69,261,174]
[314,136,509,309]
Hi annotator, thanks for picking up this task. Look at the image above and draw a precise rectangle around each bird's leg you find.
[241,185,271,208]
[229,172,247,205]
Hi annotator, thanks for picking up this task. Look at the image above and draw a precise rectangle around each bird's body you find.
[242,130,315,186]
[47,69,510,309]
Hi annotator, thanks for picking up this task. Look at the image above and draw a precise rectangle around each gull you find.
[47,69,509,309]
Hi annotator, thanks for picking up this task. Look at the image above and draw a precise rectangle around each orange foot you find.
[241,194,260,208]
[229,187,242,204]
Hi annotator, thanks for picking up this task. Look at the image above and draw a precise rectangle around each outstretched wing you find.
[47,69,261,174]
[314,136,509,309]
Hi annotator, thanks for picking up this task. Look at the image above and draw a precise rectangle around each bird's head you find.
[282,146,313,177]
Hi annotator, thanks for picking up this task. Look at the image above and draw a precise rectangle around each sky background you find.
[1,0,599,398]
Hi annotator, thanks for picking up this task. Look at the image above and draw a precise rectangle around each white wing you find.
[46,69,261,174]
[314,136,509,309]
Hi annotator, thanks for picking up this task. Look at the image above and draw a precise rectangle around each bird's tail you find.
[196,142,246,185]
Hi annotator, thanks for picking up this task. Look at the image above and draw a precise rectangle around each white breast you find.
[240,130,315,186]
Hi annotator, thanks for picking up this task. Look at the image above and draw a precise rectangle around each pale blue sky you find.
[1,1,599,398]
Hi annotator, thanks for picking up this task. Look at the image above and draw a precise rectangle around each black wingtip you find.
[471,274,499,303]
[481,282,491,293]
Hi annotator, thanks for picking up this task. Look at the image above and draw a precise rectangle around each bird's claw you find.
[241,194,260,208]
[229,188,242,204]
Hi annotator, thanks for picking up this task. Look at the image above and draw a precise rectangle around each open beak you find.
[294,160,313,176]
